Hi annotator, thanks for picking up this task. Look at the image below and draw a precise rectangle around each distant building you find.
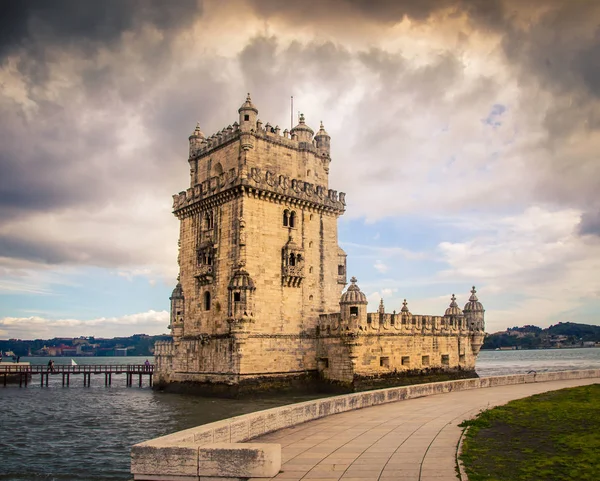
[154,95,485,393]
[114,348,128,356]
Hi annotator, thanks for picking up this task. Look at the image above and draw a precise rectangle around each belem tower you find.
[153,94,486,393]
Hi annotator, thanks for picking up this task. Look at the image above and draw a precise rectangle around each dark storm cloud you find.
[579,210,600,237]
[0,1,205,223]
[245,0,506,27]
[0,0,202,60]
[0,232,138,266]
[246,0,600,101]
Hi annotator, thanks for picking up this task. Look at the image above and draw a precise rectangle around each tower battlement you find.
[172,166,346,215]
[189,119,327,160]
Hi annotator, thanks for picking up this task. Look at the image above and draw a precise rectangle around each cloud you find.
[0,0,599,332]
[0,310,169,339]
[436,206,600,330]
[0,0,202,60]
[374,260,390,273]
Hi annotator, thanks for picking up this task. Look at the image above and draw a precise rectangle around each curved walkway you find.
[251,377,599,481]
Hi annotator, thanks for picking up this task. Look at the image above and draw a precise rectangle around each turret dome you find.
[400,299,410,314]
[228,268,255,290]
[314,121,330,139]
[170,282,184,300]
[463,286,484,312]
[290,113,314,139]
[238,93,258,114]
[340,277,367,305]
[444,294,463,316]
[189,122,205,140]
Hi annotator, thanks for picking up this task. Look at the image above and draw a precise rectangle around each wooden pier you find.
[0,364,154,388]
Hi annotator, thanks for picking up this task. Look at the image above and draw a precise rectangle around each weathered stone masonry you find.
[154,94,485,392]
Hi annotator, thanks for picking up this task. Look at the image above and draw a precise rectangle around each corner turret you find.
[238,93,258,133]
[340,276,368,329]
[290,113,314,143]
[314,121,331,168]
[463,286,485,354]
[188,122,205,158]
[169,282,185,338]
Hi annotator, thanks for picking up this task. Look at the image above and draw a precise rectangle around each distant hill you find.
[482,322,600,350]
[0,334,171,357]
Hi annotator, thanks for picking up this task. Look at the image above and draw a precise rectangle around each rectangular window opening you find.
[380,356,390,368]
[441,354,450,366]
[233,292,241,302]
[422,355,430,366]
[459,354,466,363]
[350,306,358,316]
[401,356,410,367]
[319,358,329,368]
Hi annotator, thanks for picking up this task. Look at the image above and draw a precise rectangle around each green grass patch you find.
[459,384,600,481]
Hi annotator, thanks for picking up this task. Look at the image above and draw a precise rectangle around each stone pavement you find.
[251,377,599,481]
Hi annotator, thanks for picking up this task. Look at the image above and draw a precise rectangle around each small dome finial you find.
[340,276,367,305]
[445,293,462,316]
[464,285,484,312]
[469,286,478,302]
[190,122,204,139]
[401,299,409,313]
[350,276,357,284]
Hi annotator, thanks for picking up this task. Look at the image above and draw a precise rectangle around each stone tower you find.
[154,94,347,390]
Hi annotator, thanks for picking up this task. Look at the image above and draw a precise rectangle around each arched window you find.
[350,306,358,316]
[283,210,289,227]
[289,211,296,228]
[289,253,296,266]
[213,162,223,176]
[204,291,211,311]
[204,211,214,230]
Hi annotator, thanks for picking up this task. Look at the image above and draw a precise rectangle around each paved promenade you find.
[251,377,599,481]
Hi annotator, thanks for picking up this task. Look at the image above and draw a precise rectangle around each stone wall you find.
[132,369,600,480]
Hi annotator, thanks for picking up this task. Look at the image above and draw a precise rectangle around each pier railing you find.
[0,363,154,387]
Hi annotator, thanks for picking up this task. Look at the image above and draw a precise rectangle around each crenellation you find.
[172,166,345,215]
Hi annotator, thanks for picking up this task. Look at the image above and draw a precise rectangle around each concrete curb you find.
[131,369,600,480]
[456,426,470,481]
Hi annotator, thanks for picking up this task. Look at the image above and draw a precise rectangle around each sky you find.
[1,0,599,339]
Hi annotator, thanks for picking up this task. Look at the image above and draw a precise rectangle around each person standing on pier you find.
[144,359,150,371]
[47,359,55,373]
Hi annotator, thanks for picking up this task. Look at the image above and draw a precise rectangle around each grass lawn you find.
[459,384,600,481]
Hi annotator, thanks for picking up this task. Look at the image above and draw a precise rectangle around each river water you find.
[1,349,599,481]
